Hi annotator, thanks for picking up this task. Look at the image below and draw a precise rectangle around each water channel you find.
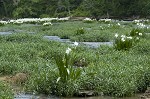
[14,93,142,99]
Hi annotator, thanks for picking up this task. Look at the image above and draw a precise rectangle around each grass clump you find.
[114,34,133,50]
[0,81,14,99]
[26,43,82,97]
[0,23,5,27]
[129,28,143,37]
[75,27,86,35]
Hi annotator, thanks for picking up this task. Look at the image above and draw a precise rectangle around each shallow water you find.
[43,36,71,43]
[14,93,58,99]
[43,35,113,48]
[0,32,12,35]
[14,93,141,99]
[81,42,113,48]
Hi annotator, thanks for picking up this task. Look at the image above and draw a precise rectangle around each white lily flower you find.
[66,68,70,75]
[115,34,118,38]
[121,38,125,42]
[56,77,61,83]
[121,35,126,38]
[127,36,132,39]
[66,47,71,54]
[139,33,142,36]
[74,41,79,46]
[117,23,120,26]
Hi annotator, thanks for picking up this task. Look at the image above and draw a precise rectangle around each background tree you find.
[0,0,150,19]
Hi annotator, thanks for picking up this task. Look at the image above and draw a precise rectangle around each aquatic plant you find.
[114,34,133,50]
[129,28,143,37]
[55,42,81,83]
[76,27,85,35]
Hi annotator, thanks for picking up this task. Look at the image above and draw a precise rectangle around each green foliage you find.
[0,61,18,75]
[0,33,42,43]
[76,27,85,35]
[129,28,142,37]
[25,65,56,94]
[53,80,80,96]
[0,82,14,99]
[71,32,110,42]
[80,49,150,97]
[114,34,133,50]
[0,23,4,26]
[55,48,81,84]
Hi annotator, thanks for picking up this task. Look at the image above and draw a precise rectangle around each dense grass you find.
[0,21,150,97]
[0,81,14,99]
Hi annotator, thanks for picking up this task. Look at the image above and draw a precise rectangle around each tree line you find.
[0,0,150,19]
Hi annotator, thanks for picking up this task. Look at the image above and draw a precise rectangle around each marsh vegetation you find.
[0,19,150,98]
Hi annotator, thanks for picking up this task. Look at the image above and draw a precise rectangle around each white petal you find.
[121,38,125,42]
[66,68,70,75]
[66,47,71,54]
[56,77,61,83]
[115,34,118,38]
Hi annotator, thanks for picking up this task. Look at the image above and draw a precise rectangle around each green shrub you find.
[114,34,133,50]
[76,27,86,35]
